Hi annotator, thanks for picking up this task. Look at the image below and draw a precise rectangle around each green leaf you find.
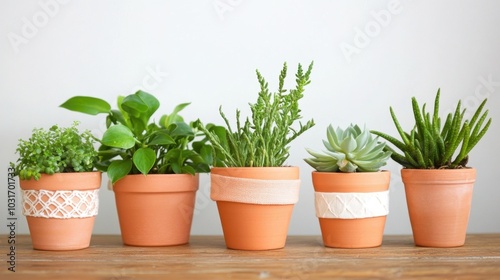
[109,110,127,126]
[340,135,357,153]
[121,90,159,115]
[121,94,148,117]
[148,133,175,146]
[171,162,182,174]
[168,122,194,137]
[108,159,133,183]
[164,148,181,162]
[102,125,135,149]
[327,125,342,151]
[452,122,470,167]
[60,96,111,115]
[199,144,213,165]
[181,165,196,175]
[161,103,190,127]
[389,107,412,147]
[121,91,159,135]
[133,147,156,175]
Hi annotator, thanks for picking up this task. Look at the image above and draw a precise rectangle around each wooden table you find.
[2,234,500,279]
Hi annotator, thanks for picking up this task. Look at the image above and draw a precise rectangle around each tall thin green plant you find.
[198,61,315,167]
[371,89,491,169]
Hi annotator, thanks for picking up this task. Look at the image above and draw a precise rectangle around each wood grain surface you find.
[2,234,500,279]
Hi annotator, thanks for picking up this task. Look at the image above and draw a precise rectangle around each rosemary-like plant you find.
[199,62,315,167]
[371,89,491,169]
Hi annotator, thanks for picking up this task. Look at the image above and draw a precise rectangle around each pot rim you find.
[19,171,102,191]
[401,168,476,184]
[112,173,199,193]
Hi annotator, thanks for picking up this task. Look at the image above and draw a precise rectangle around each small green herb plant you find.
[305,124,391,172]
[198,61,315,167]
[11,121,98,180]
[371,89,491,169]
[60,90,211,183]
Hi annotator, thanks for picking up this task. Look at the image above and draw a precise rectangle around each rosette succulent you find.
[305,124,391,172]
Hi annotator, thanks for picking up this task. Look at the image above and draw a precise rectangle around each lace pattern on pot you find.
[315,191,389,219]
[210,174,300,205]
[22,189,99,219]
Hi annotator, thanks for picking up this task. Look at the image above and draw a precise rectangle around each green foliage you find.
[305,124,391,172]
[371,89,492,169]
[60,90,211,183]
[11,122,98,180]
[198,62,315,167]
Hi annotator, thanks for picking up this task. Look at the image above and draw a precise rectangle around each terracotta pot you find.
[402,168,476,248]
[19,172,102,251]
[312,171,390,248]
[112,174,199,246]
[211,167,300,250]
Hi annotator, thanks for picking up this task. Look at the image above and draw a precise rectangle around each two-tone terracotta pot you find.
[210,167,300,250]
[112,173,199,246]
[20,172,102,251]
[402,168,476,248]
[312,171,391,248]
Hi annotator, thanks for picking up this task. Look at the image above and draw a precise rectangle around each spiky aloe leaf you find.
[372,88,492,169]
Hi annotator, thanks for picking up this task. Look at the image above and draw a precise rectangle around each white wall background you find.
[1,0,499,236]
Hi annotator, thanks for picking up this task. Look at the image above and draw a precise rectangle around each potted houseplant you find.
[304,123,392,248]
[198,62,315,250]
[11,122,101,250]
[60,90,211,246]
[371,89,492,247]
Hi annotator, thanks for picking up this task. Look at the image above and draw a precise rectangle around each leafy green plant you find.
[198,61,315,167]
[60,90,211,183]
[371,89,491,169]
[305,124,391,172]
[11,122,98,180]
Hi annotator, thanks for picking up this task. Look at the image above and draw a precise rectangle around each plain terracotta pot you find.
[211,167,299,251]
[19,172,102,251]
[312,171,391,248]
[112,174,199,246]
[402,168,476,248]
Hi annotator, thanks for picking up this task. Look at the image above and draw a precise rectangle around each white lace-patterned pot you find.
[19,172,101,251]
[312,171,390,248]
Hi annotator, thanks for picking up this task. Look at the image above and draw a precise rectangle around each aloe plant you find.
[305,124,391,172]
[371,89,491,169]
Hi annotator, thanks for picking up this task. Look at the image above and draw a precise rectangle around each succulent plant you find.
[305,124,391,172]
[371,89,491,169]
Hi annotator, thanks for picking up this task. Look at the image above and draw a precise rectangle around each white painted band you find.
[210,174,300,205]
[315,190,389,219]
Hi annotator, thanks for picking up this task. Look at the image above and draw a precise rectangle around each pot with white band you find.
[305,123,391,248]
[198,62,315,250]
[211,167,300,250]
